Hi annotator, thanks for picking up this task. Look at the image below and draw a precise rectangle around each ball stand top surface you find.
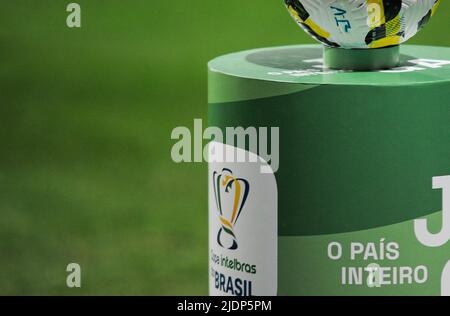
[209,45,450,86]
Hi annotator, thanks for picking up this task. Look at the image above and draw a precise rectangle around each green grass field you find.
[0,0,449,295]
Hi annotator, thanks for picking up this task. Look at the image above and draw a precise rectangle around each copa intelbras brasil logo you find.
[213,168,250,250]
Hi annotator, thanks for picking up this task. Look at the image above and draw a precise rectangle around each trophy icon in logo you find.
[213,168,250,250]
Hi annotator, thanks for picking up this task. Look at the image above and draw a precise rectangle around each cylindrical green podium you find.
[208,45,450,296]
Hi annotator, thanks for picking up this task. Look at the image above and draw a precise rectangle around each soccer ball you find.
[284,0,441,49]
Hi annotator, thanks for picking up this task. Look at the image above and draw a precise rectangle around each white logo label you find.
[209,142,277,296]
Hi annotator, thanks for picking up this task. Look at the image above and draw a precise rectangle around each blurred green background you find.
[0,0,449,295]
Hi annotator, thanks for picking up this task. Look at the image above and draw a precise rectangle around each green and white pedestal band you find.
[208,45,450,296]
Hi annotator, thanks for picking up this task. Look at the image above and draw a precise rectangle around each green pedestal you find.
[208,45,450,296]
